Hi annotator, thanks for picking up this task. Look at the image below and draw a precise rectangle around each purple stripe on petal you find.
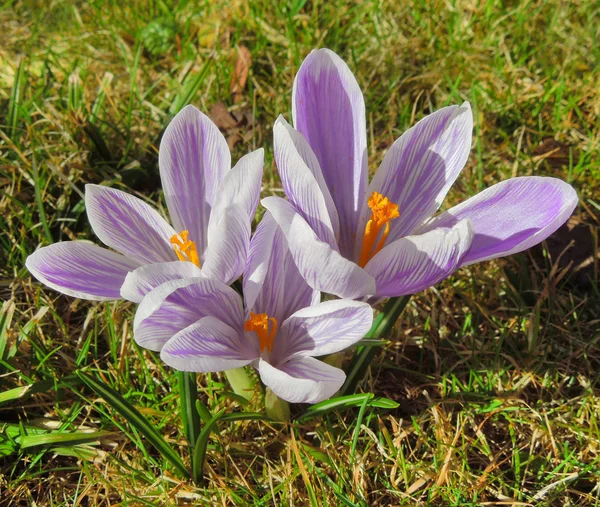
[359,103,473,256]
[258,356,345,404]
[243,212,318,324]
[262,196,376,299]
[26,242,140,301]
[85,184,177,264]
[202,204,251,285]
[159,105,231,255]
[133,277,244,351]
[365,220,473,298]
[160,316,257,372]
[209,148,264,231]
[293,49,368,258]
[273,116,339,247]
[274,300,372,362]
[419,176,578,266]
[120,261,203,303]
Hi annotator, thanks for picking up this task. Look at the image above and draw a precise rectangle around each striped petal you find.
[258,356,345,404]
[202,204,251,285]
[293,49,367,258]
[26,242,140,301]
[419,176,578,265]
[358,103,473,254]
[85,184,177,264]
[133,277,244,351]
[262,196,376,299]
[161,317,257,372]
[274,300,373,362]
[243,211,319,324]
[209,148,264,231]
[273,116,339,248]
[365,220,473,298]
[120,261,203,303]
[159,105,230,256]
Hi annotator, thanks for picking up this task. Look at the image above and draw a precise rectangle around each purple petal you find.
[262,196,376,299]
[273,116,339,247]
[160,317,257,372]
[85,184,177,264]
[159,105,230,255]
[133,277,244,351]
[26,242,140,301]
[120,261,203,303]
[243,212,319,324]
[202,204,250,285]
[365,220,473,298]
[419,177,578,266]
[293,48,367,258]
[257,356,345,404]
[274,300,373,362]
[209,148,264,230]
[358,103,473,254]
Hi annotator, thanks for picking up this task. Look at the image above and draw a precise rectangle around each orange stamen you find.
[170,230,200,268]
[358,192,400,267]
[244,312,278,353]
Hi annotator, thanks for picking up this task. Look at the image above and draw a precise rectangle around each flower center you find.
[358,192,400,268]
[244,312,278,353]
[170,230,200,268]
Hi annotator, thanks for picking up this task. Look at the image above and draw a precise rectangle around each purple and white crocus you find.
[131,212,373,404]
[263,49,578,299]
[26,105,263,302]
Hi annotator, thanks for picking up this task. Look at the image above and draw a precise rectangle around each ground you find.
[1,0,599,505]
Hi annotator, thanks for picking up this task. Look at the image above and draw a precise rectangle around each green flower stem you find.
[178,371,201,451]
[339,295,411,396]
[224,367,255,401]
[265,388,291,421]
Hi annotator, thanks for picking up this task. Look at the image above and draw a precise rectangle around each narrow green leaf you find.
[17,430,110,449]
[8,57,25,139]
[195,400,212,423]
[170,59,212,116]
[75,371,188,478]
[350,394,371,456]
[0,385,31,404]
[178,371,200,450]
[296,393,398,422]
[192,408,226,485]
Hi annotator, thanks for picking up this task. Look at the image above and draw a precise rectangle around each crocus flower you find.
[130,212,373,404]
[26,105,263,302]
[262,49,578,299]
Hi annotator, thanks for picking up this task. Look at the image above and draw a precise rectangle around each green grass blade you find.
[17,430,110,450]
[0,385,31,404]
[169,59,212,116]
[75,371,189,479]
[7,57,25,139]
[296,393,398,422]
[195,400,212,423]
[178,371,200,450]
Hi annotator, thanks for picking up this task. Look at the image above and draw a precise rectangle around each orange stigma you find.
[244,312,278,353]
[358,192,400,267]
[170,230,200,268]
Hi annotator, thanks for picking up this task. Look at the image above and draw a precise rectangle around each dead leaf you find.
[209,102,239,130]
[230,45,251,103]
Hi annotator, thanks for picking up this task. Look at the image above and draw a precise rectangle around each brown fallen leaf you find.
[209,102,240,130]
[230,45,251,103]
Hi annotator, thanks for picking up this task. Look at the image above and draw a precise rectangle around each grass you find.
[1,0,599,504]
